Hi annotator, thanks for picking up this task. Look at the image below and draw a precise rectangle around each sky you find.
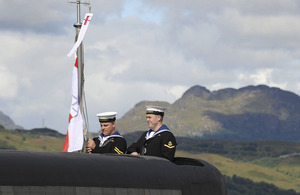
[0,0,300,134]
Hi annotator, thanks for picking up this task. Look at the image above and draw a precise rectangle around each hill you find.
[175,137,300,161]
[224,175,299,195]
[0,127,65,152]
[0,111,23,130]
[117,85,300,142]
[176,151,300,193]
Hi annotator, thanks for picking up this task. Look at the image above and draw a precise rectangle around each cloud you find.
[166,85,189,100]
[0,0,300,134]
[0,1,71,33]
[0,66,18,98]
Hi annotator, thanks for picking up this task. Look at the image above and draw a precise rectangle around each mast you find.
[74,1,84,115]
[68,0,91,151]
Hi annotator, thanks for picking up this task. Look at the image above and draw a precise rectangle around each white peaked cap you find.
[96,112,117,122]
[146,106,166,115]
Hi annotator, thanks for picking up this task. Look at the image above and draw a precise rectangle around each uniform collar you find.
[98,131,123,146]
[99,131,122,139]
[145,124,170,140]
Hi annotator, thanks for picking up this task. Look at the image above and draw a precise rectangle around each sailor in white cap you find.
[127,106,177,161]
[86,112,127,154]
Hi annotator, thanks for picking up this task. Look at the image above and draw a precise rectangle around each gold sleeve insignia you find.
[114,147,124,154]
[164,141,175,149]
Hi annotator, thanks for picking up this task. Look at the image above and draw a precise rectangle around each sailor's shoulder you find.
[159,131,177,144]
[112,136,126,140]
[111,136,126,142]
[159,131,175,136]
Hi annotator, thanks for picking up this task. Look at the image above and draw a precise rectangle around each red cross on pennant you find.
[83,16,90,25]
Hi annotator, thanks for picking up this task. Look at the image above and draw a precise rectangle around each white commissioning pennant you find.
[67,13,93,57]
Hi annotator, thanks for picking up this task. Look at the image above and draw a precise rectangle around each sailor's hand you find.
[87,139,96,149]
[130,152,139,155]
[85,147,92,153]
[85,139,96,153]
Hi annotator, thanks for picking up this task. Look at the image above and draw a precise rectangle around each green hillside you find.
[224,175,299,195]
[176,151,300,193]
[0,128,65,152]
[252,156,300,179]
[175,137,300,192]
[176,138,300,161]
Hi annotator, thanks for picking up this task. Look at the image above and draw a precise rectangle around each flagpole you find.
[76,1,88,153]
[74,1,84,114]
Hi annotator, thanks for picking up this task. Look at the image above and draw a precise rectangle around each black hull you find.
[0,150,226,195]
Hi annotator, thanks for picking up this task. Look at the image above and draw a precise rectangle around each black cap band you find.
[146,111,164,117]
[99,117,116,123]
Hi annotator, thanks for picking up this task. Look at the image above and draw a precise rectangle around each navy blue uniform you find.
[127,125,177,161]
[91,132,127,154]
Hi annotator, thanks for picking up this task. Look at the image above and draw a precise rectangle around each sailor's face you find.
[101,122,116,136]
[146,114,160,130]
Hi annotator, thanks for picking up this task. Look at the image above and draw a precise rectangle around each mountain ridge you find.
[117,84,300,142]
[1,84,300,142]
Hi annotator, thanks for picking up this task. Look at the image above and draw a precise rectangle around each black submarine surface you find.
[0,150,227,195]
